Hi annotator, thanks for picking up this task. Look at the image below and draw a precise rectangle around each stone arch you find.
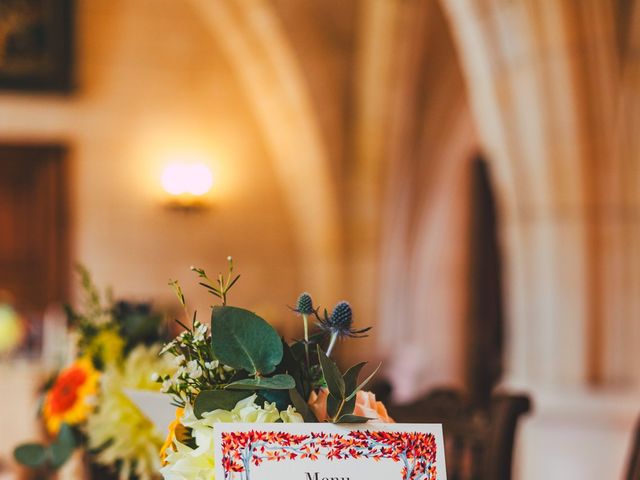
[187,0,342,300]
[375,0,480,400]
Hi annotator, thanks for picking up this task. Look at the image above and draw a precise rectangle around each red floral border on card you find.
[221,430,438,480]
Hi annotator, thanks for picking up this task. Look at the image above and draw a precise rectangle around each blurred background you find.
[1,0,639,479]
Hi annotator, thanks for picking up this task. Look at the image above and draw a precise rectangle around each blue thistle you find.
[292,292,316,366]
[319,301,372,356]
[294,292,315,315]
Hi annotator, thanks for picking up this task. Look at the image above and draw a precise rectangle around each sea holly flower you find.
[292,292,316,366]
[294,292,315,315]
[318,301,371,356]
[43,358,100,435]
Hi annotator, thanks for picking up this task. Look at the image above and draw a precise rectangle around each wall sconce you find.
[161,161,213,211]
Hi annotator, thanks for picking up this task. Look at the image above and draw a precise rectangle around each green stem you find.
[302,313,310,366]
[326,332,338,357]
[332,396,346,422]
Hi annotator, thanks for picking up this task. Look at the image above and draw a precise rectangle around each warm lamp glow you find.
[160,161,214,210]
[161,162,213,195]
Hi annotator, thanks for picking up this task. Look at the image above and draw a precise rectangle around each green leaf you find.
[50,424,76,469]
[258,390,291,411]
[211,306,283,375]
[290,332,326,362]
[288,388,318,423]
[279,341,302,378]
[194,390,251,418]
[317,346,345,399]
[336,414,372,424]
[289,340,306,363]
[343,362,367,394]
[345,363,382,402]
[326,393,341,419]
[14,444,47,468]
[227,374,296,390]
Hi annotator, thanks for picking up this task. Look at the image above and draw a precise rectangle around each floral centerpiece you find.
[14,266,176,479]
[156,258,392,479]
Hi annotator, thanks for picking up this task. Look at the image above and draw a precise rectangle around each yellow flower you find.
[86,345,177,480]
[160,407,185,464]
[86,328,125,366]
[43,358,100,435]
[0,304,23,354]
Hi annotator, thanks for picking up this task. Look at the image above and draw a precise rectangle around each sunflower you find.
[43,358,100,435]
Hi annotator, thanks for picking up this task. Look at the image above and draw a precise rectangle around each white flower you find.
[161,378,173,393]
[160,395,303,480]
[159,340,176,356]
[280,405,304,423]
[192,323,208,343]
[185,360,203,379]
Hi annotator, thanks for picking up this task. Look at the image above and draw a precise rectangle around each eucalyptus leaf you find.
[317,346,345,398]
[194,390,251,418]
[13,444,47,468]
[336,414,372,424]
[288,388,318,423]
[211,306,282,375]
[227,374,296,390]
[50,424,76,469]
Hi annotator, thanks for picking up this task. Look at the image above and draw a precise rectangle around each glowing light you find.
[161,162,213,197]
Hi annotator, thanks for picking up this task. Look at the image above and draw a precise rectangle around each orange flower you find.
[160,407,185,464]
[308,388,394,423]
[353,390,394,423]
[42,358,100,435]
[308,389,329,421]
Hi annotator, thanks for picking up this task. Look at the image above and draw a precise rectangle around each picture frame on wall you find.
[0,0,73,92]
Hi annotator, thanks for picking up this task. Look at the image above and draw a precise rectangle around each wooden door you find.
[0,144,69,348]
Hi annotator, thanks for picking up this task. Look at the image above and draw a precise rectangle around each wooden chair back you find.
[627,417,640,480]
[388,388,531,480]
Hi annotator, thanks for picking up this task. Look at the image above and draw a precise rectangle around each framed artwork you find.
[0,0,73,92]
